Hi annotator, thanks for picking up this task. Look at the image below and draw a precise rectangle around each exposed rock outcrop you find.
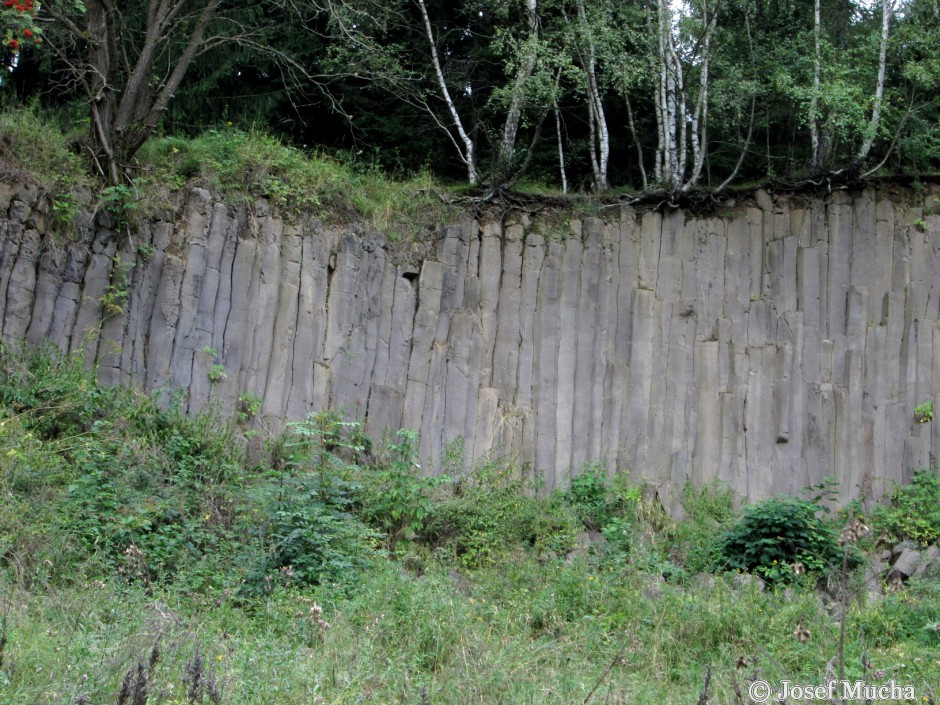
[1,181,938,507]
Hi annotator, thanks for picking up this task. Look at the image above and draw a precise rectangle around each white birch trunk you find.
[684,4,717,190]
[577,0,609,191]
[417,0,479,185]
[555,100,568,193]
[494,0,539,187]
[810,0,823,171]
[855,0,893,164]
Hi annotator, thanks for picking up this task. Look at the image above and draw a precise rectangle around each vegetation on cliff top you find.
[0,344,938,703]
[4,0,940,195]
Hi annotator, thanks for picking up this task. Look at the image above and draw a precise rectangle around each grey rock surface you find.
[2,183,940,506]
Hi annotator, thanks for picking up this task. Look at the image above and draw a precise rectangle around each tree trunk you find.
[683,0,717,191]
[625,92,647,190]
[855,0,893,165]
[81,0,221,184]
[492,0,539,189]
[810,0,824,172]
[554,99,568,193]
[577,0,608,191]
[416,0,479,185]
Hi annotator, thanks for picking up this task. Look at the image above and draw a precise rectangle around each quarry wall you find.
[2,180,938,507]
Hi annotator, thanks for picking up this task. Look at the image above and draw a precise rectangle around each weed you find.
[565,462,610,530]
[208,364,227,383]
[101,183,139,231]
[364,429,438,557]
[915,400,934,423]
[100,254,133,319]
[237,392,263,423]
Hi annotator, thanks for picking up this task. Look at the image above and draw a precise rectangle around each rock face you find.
[2,181,939,507]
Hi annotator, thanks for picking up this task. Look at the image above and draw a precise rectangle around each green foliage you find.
[872,468,940,547]
[714,495,843,583]
[564,463,610,530]
[0,104,88,191]
[0,345,243,589]
[4,346,940,704]
[100,254,132,319]
[100,183,138,229]
[857,580,940,647]
[135,127,454,234]
[50,191,81,238]
[915,400,933,423]
[421,459,578,569]
[237,391,263,422]
[239,412,378,595]
[360,429,438,555]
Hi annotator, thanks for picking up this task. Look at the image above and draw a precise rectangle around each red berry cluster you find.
[3,0,41,51]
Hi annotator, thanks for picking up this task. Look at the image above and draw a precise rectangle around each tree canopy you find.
[4,0,939,191]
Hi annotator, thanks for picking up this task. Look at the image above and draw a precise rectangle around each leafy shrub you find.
[239,413,378,595]
[714,496,843,583]
[421,460,577,568]
[872,467,940,546]
[0,346,246,588]
[564,462,610,529]
[244,472,378,594]
[360,429,438,555]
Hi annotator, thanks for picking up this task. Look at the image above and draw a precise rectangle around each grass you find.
[0,104,90,194]
[0,345,938,704]
[0,103,459,246]
[135,127,459,231]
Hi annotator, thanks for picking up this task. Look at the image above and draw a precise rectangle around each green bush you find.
[714,495,843,583]
[421,460,577,568]
[360,429,437,555]
[0,345,244,588]
[564,462,610,529]
[872,468,940,546]
[240,413,379,595]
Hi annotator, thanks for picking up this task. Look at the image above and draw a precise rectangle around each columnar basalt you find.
[2,181,938,508]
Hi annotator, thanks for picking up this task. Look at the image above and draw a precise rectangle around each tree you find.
[324,0,555,192]
[650,0,719,192]
[41,0,224,184]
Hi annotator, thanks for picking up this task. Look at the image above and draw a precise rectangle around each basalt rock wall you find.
[2,180,939,507]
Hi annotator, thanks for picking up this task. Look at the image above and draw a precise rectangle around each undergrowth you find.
[0,345,938,704]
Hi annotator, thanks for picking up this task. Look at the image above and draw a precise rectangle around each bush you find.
[564,463,610,530]
[714,496,843,583]
[872,467,940,546]
[421,460,577,568]
[239,413,379,595]
[359,429,437,556]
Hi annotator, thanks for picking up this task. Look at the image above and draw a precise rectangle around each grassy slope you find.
[0,346,937,705]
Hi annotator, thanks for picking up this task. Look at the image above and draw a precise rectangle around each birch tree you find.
[651,0,719,191]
